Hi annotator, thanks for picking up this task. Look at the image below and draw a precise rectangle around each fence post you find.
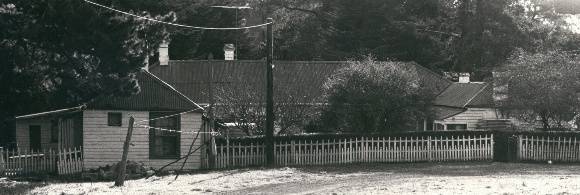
[290,140,295,165]
[115,116,135,187]
[427,136,432,162]
[517,134,522,161]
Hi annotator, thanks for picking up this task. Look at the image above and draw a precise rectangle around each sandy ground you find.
[5,162,580,195]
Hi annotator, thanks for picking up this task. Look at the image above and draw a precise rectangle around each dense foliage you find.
[318,57,432,133]
[0,0,171,144]
[495,50,580,130]
[1,0,580,143]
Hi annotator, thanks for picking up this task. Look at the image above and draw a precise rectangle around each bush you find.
[84,161,152,181]
[319,56,433,133]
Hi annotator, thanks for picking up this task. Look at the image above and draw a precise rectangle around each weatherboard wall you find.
[15,118,56,152]
[437,108,499,130]
[82,110,204,170]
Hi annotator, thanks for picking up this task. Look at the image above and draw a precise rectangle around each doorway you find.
[29,125,41,151]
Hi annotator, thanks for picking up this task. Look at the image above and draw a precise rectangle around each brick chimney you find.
[159,40,169,66]
[458,73,470,83]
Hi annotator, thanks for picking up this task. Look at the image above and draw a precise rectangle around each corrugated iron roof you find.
[465,84,494,108]
[434,82,490,108]
[150,60,451,104]
[87,70,204,112]
[432,106,466,120]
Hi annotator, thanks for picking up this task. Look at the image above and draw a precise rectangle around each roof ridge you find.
[463,83,490,107]
[408,62,452,84]
[142,70,205,111]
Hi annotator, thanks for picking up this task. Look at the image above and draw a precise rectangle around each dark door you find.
[29,125,41,151]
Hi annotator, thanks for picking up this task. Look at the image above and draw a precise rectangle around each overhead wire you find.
[136,108,204,124]
[138,124,219,135]
[82,0,272,30]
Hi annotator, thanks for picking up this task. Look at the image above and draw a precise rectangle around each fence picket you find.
[205,133,515,169]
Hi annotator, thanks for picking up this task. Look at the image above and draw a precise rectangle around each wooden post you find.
[115,116,135,187]
[265,17,275,166]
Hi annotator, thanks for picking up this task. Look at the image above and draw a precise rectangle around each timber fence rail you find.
[0,146,83,177]
[518,134,580,162]
[211,132,494,169]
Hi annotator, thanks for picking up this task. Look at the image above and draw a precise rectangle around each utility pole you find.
[265,18,274,166]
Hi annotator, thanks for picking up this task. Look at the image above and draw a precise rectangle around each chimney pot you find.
[458,73,470,83]
[159,41,169,66]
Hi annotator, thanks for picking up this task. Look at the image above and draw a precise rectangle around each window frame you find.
[107,112,123,127]
[149,112,181,159]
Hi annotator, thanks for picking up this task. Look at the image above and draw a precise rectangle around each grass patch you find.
[0,180,47,195]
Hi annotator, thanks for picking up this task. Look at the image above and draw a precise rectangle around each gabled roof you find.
[87,70,204,112]
[150,60,451,104]
[433,82,493,108]
[432,106,466,120]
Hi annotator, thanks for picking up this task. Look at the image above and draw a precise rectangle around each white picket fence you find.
[212,134,494,169]
[0,147,83,177]
[518,135,580,162]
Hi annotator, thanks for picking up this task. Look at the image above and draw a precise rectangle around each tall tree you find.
[0,0,171,145]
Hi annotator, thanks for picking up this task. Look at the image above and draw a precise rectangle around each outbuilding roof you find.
[16,70,204,120]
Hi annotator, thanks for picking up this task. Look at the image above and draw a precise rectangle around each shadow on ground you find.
[295,162,580,176]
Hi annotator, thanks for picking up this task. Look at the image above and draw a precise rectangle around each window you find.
[108,112,122,126]
[435,123,445,131]
[447,124,467,130]
[50,120,58,143]
[149,112,180,159]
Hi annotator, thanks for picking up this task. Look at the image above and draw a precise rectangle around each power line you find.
[135,108,204,124]
[138,124,219,135]
[82,0,272,30]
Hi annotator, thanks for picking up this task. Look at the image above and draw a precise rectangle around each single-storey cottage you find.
[13,70,207,170]
[424,73,512,131]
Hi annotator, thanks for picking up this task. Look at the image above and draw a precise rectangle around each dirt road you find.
[221,163,580,194]
[11,162,580,194]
